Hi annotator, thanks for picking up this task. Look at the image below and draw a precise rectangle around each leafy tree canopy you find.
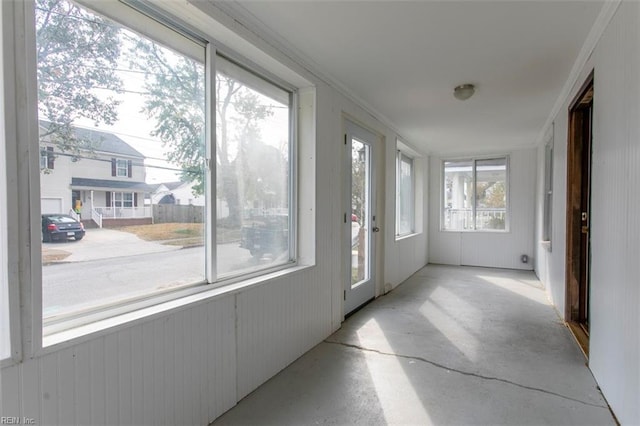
[36,0,122,156]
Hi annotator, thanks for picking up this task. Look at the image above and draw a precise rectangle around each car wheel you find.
[42,232,51,243]
[75,235,83,241]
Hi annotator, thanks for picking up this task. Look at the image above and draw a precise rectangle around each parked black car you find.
[240,215,288,259]
[42,214,85,242]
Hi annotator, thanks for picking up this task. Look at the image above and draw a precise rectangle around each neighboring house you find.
[39,121,156,227]
[150,181,205,206]
[149,180,232,219]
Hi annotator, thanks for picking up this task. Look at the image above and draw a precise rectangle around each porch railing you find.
[91,208,103,229]
[444,208,506,230]
[94,206,152,219]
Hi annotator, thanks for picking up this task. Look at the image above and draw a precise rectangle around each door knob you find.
[372,226,380,233]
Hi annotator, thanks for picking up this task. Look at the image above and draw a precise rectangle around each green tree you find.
[36,0,123,157]
[127,38,206,194]
[129,37,275,226]
[476,181,506,208]
[351,143,367,223]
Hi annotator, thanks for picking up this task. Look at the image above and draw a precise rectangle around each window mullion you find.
[396,151,401,235]
[472,159,477,230]
[205,43,216,283]
[288,91,298,262]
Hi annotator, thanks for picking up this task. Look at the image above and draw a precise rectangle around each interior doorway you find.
[344,120,379,316]
[565,72,593,357]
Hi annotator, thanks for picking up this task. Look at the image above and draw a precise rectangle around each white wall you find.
[429,149,536,270]
[0,2,429,425]
[534,2,640,423]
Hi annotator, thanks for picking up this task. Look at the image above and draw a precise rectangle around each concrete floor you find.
[213,265,616,425]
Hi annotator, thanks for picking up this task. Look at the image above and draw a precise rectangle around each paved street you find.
[42,229,256,319]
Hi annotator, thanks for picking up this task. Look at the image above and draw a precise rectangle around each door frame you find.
[565,71,594,357]
[343,118,380,316]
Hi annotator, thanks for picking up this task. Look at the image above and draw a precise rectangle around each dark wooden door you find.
[566,73,593,356]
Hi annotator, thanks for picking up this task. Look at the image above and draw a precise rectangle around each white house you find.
[39,122,155,227]
[150,180,205,206]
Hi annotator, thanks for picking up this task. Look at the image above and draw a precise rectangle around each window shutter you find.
[134,193,138,207]
[127,160,132,178]
[106,191,111,207]
[47,147,55,170]
[111,158,116,176]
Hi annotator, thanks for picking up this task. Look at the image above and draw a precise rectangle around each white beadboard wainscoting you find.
[1,297,237,425]
[534,2,640,423]
[428,148,537,271]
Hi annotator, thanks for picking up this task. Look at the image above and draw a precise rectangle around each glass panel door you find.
[345,120,376,315]
[351,138,370,287]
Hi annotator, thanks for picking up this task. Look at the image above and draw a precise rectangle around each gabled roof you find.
[161,181,186,191]
[39,120,145,159]
[71,177,156,192]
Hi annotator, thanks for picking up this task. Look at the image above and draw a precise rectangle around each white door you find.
[344,120,378,315]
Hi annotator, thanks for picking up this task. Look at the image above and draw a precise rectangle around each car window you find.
[48,216,77,223]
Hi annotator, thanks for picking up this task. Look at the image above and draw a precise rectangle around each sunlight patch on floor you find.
[420,286,481,361]
[357,318,434,425]
[476,274,546,304]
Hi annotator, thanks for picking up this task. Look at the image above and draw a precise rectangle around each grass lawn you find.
[118,223,241,247]
[42,248,71,264]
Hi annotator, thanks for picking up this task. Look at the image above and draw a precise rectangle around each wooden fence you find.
[153,204,204,224]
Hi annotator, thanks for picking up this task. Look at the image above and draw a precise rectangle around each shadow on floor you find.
[213,265,615,426]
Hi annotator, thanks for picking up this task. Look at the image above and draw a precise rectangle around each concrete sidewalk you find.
[42,228,179,262]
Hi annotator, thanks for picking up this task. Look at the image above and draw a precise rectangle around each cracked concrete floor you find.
[213,265,616,425]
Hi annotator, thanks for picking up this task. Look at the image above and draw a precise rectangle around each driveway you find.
[42,227,179,262]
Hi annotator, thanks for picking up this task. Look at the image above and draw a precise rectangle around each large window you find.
[36,0,295,333]
[443,157,508,231]
[112,192,134,208]
[396,150,414,237]
[215,58,292,278]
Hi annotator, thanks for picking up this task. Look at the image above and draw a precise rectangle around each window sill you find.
[41,263,313,352]
[395,232,421,242]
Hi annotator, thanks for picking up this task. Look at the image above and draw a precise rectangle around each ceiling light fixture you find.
[454,84,475,101]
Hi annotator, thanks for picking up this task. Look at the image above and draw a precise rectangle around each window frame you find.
[19,0,302,344]
[40,149,48,170]
[395,149,415,238]
[112,191,134,208]
[1,45,10,361]
[542,126,554,247]
[115,158,128,177]
[441,155,510,232]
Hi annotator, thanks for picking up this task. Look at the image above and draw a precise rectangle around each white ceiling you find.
[233,1,603,155]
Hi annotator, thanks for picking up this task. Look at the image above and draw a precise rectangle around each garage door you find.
[41,198,63,214]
